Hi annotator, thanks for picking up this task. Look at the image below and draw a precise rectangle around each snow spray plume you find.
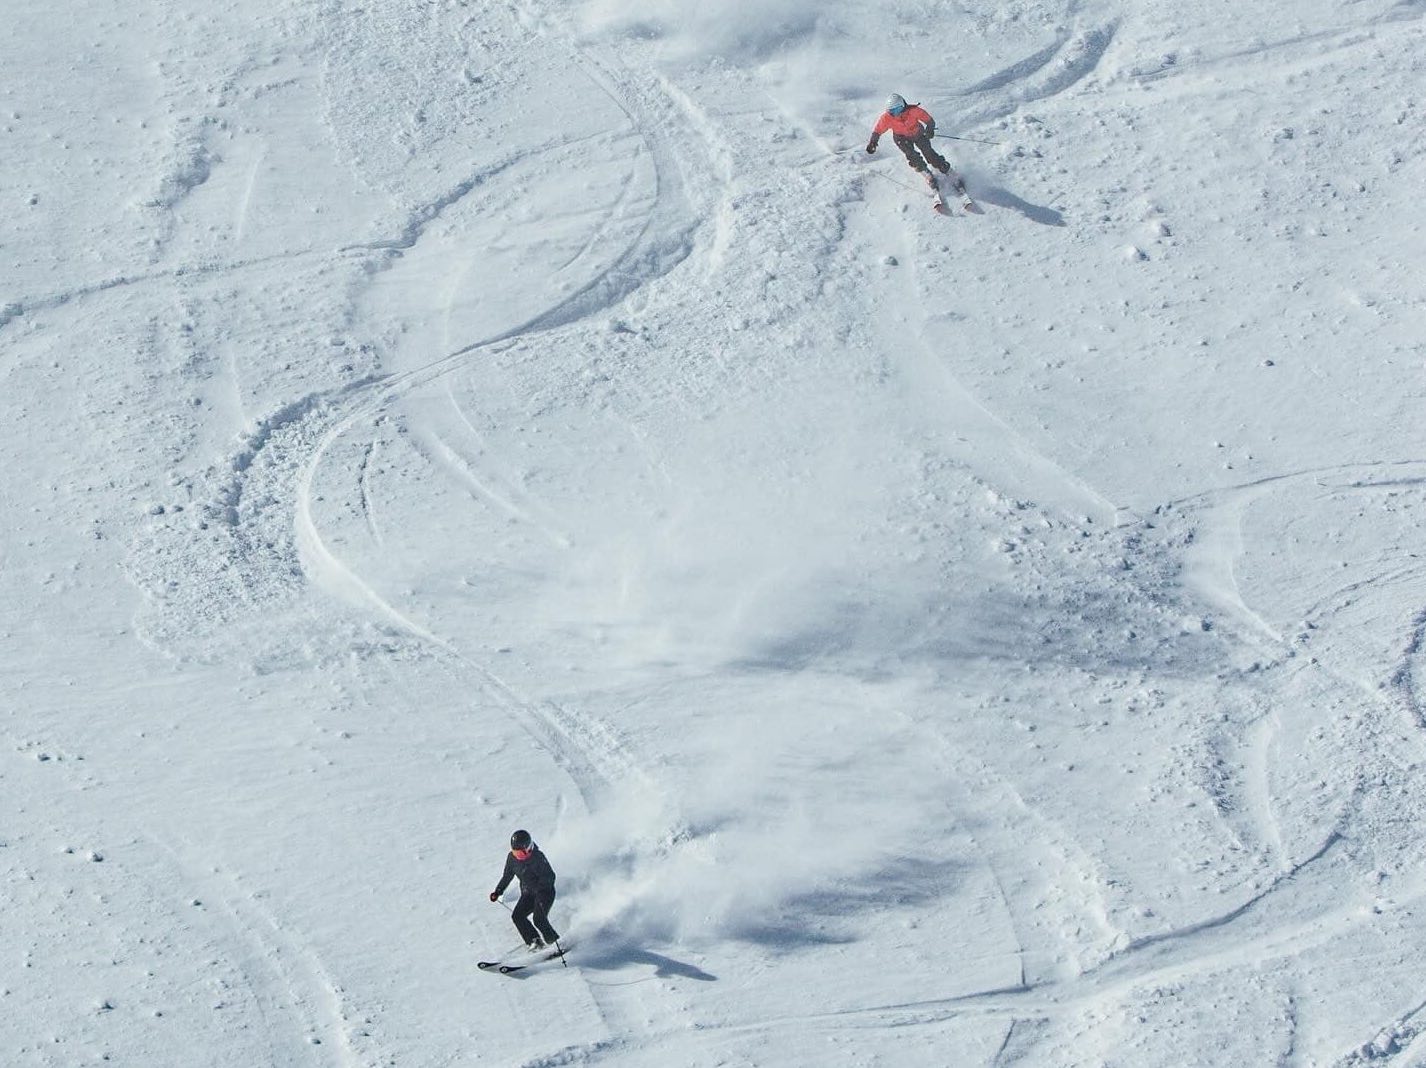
[577,0,818,61]
[547,691,933,950]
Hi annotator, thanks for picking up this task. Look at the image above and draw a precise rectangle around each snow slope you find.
[2,0,1424,1064]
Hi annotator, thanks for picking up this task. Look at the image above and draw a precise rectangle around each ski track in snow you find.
[0,741,342,1067]
[295,19,699,660]
[692,834,1407,1039]
[439,376,584,541]
[147,841,362,1068]
[285,8,719,1048]
[0,246,365,338]
[1242,707,1288,870]
[295,396,637,814]
[871,686,1420,1051]
[1396,607,1426,730]
[493,826,1425,1061]
[1125,5,1426,87]
[296,15,1426,1064]
[953,22,1120,130]
[408,422,573,549]
[891,704,1117,986]
[1174,461,1426,731]
[353,435,383,548]
[11,0,1426,1063]
[101,1,711,1053]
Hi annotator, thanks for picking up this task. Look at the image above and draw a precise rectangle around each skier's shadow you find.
[624,948,717,981]
[972,183,1065,227]
[586,945,718,981]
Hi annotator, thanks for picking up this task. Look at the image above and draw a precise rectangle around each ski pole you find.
[865,169,931,197]
[935,133,1003,146]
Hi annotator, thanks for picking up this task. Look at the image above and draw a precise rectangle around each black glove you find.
[925,121,936,139]
[866,138,878,154]
[489,891,500,902]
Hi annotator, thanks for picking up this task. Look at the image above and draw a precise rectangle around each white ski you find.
[930,171,977,215]
[478,940,572,976]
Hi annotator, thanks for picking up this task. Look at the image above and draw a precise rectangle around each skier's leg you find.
[532,889,560,944]
[917,135,951,174]
[891,133,929,172]
[511,889,541,945]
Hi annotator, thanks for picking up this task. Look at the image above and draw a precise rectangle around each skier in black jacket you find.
[490,829,560,949]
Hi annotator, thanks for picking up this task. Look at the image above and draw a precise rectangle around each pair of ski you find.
[478,941,570,976]
[929,171,977,216]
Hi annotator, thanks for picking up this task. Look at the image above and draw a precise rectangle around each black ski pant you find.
[511,886,559,946]
[893,132,949,174]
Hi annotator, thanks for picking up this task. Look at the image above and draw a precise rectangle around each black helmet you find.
[510,829,532,851]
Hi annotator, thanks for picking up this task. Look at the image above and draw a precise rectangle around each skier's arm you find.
[490,854,515,899]
[867,112,892,152]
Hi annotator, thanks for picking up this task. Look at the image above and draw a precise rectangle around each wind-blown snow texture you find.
[2,0,1424,1064]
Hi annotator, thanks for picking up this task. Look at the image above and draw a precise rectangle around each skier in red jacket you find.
[866,93,952,185]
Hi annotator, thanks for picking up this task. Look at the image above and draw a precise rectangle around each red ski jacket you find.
[871,104,935,142]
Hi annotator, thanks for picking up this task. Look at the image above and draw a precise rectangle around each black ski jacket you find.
[494,845,556,897]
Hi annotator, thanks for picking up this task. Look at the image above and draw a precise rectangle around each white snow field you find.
[2,0,1424,1063]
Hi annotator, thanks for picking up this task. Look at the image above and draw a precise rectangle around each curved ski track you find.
[1170,460,1426,731]
[860,68,1426,1043]
[528,835,1426,1068]
[954,22,1120,130]
[126,6,1426,1063]
[294,41,704,799]
[0,737,354,1066]
[285,9,723,1055]
[1145,460,1426,1062]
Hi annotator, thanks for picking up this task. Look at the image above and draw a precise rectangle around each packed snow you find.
[2,0,1424,1064]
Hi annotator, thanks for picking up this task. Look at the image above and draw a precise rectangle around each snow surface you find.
[2,0,1425,1064]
